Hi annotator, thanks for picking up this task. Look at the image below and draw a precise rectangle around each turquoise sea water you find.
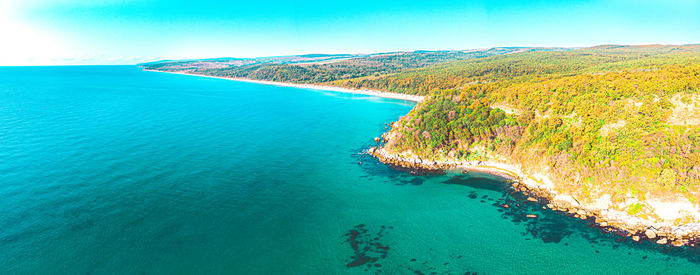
[0,66,698,274]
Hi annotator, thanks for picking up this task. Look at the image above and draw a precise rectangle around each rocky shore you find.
[368,145,700,247]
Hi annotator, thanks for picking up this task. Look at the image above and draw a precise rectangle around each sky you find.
[1,0,698,65]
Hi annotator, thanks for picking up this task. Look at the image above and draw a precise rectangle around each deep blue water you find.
[0,66,698,274]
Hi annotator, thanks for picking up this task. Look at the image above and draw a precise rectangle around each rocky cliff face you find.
[369,127,700,247]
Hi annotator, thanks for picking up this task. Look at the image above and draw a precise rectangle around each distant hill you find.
[140,47,567,83]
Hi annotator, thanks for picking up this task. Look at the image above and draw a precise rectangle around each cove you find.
[0,66,698,274]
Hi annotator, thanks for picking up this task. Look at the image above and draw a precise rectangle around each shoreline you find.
[368,146,700,247]
[142,69,424,103]
[145,67,699,247]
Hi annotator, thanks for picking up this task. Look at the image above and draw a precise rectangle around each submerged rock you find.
[656,238,668,245]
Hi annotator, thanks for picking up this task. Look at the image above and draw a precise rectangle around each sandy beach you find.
[144,69,425,103]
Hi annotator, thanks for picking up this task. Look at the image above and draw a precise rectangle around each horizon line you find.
[3,43,698,67]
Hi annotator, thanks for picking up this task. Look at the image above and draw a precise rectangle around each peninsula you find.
[141,45,700,246]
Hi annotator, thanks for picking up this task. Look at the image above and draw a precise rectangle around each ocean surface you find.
[0,66,698,274]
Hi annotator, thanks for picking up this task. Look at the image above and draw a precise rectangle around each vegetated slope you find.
[364,45,700,222]
[141,47,560,83]
[332,45,699,95]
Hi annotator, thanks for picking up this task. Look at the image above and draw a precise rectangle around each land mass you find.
[140,44,700,246]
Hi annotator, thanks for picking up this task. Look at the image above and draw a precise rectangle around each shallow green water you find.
[0,66,697,274]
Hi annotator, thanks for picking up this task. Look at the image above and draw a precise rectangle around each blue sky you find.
[1,0,698,65]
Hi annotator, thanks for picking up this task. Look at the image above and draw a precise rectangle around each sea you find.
[0,66,697,274]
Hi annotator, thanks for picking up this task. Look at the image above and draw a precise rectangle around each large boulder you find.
[656,238,668,245]
[553,194,580,208]
[645,228,657,239]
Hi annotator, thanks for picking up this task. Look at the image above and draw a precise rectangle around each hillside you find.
[359,45,700,198]
[141,47,563,83]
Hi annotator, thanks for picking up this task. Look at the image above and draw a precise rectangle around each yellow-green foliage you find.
[343,45,700,197]
[627,203,645,216]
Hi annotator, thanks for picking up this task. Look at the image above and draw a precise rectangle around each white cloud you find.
[0,2,72,65]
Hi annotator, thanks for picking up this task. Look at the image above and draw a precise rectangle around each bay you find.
[0,66,697,274]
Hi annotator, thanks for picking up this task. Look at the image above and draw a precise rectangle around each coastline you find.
[145,67,700,247]
[143,69,424,103]
[368,145,700,247]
